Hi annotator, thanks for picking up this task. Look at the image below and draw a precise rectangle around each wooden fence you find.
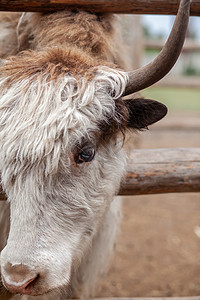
[0,1,197,201]
[145,39,200,53]
[0,0,200,15]
[0,147,200,201]
[0,1,199,299]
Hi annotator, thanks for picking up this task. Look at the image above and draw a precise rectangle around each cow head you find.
[0,49,167,295]
[0,0,190,296]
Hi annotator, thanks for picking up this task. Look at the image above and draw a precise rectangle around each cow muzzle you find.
[1,262,40,295]
[1,244,72,296]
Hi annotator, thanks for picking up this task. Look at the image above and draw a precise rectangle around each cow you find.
[0,0,190,299]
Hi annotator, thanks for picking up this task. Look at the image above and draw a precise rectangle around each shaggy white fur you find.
[0,67,128,187]
[0,64,128,298]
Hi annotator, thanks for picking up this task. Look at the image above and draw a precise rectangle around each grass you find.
[143,86,200,111]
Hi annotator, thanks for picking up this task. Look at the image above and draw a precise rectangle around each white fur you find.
[0,66,128,298]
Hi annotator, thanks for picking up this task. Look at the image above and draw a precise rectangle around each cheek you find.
[67,150,83,168]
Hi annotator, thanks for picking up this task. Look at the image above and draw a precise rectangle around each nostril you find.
[3,274,39,295]
[23,274,40,294]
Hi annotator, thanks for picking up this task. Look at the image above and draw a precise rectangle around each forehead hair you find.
[0,56,128,179]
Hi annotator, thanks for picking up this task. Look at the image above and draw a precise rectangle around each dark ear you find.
[124,98,168,130]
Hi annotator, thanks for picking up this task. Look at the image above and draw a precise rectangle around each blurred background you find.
[143,15,200,111]
[122,14,200,110]
[0,11,199,300]
[97,14,200,298]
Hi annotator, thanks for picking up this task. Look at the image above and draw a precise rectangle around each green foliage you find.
[183,65,200,77]
[143,86,200,111]
[144,49,159,55]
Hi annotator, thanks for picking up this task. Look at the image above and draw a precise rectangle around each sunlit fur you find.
[0,11,129,299]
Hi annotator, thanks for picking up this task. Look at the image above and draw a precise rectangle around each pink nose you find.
[3,275,38,295]
[2,263,39,295]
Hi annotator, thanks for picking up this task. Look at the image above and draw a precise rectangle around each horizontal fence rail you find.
[145,39,200,53]
[88,297,200,300]
[0,0,200,15]
[0,148,200,201]
[119,148,200,195]
[156,76,200,88]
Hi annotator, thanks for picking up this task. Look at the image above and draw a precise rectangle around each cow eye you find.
[75,145,95,164]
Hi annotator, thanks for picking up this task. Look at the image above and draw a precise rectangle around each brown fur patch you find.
[0,47,118,86]
[0,10,127,87]
[98,98,129,143]
[32,11,118,62]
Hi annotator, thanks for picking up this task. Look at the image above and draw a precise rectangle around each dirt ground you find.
[97,111,200,298]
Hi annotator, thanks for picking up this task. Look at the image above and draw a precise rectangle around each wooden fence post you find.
[0,0,200,15]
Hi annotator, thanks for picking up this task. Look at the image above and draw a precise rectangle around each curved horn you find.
[124,0,190,96]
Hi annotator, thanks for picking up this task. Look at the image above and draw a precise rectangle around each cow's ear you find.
[124,98,168,130]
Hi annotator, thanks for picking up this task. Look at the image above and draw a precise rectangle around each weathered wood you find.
[0,148,200,200]
[90,297,200,300]
[156,76,200,89]
[145,39,200,53]
[151,112,200,130]
[119,148,200,195]
[0,0,200,16]
[89,297,200,300]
